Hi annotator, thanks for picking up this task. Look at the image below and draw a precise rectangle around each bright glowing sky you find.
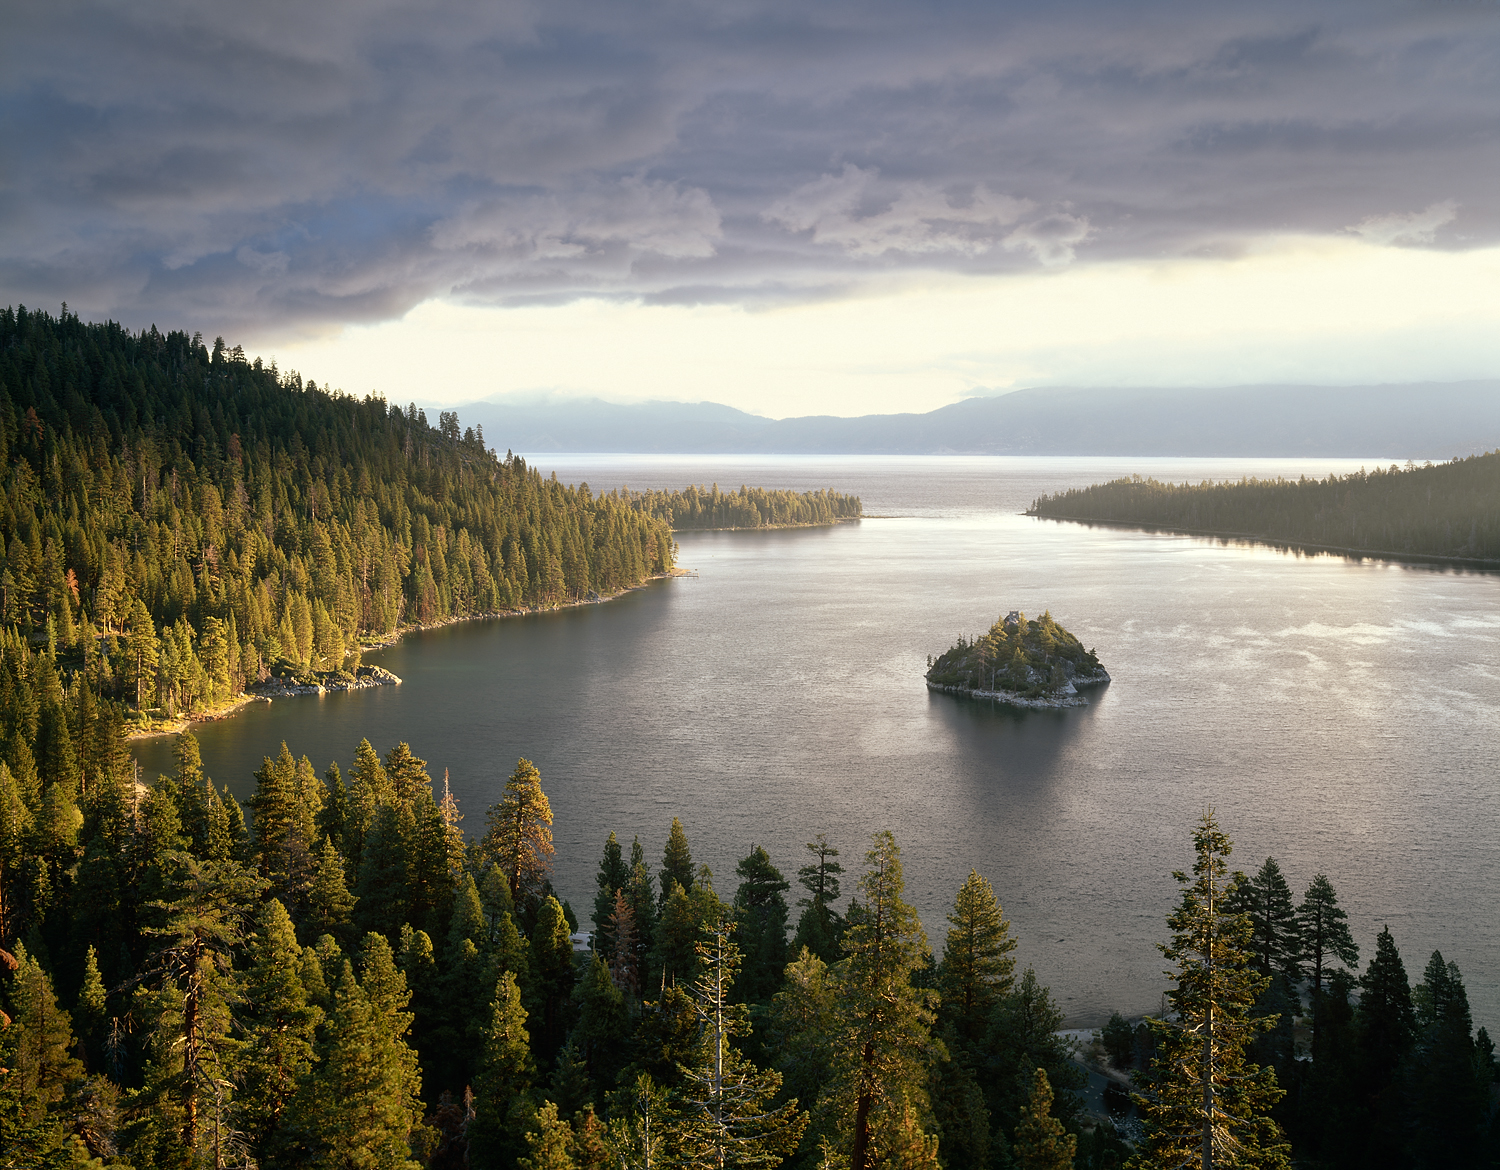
[266,236,1500,418]
[8,0,1500,417]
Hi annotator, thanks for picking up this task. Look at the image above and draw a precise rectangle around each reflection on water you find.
[134,457,1500,1029]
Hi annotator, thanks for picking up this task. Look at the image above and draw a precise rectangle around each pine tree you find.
[1296,875,1357,1002]
[75,944,109,1073]
[823,831,942,1170]
[1,943,86,1144]
[1357,926,1414,1089]
[672,913,808,1170]
[764,948,836,1137]
[1408,952,1484,1168]
[593,831,630,954]
[0,759,35,943]
[609,887,641,996]
[290,957,423,1170]
[574,955,630,1090]
[126,597,159,710]
[470,970,536,1169]
[1134,811,1290,1170]
[355,803,410,938]
[792,834,844,963]
[307,835,358,942]
[661,817,695,908]
[732,845,791,1004]
[237,898,321,1162]
[534,894,578,1060]
[484,758,555,901]
[523,1100,580,1170]
[137,854,268,1152]
[938,869,1016,1048]
[1227,858,1302,979]
[1013,1069,1075,1170]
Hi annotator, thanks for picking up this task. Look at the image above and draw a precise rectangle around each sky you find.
[6,0,1500,417]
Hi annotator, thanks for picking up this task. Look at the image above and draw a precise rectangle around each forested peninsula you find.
[926,611,1108,708]
[0,305,683,728]
[1,738,1492,1169]
[1027,453,1500,562]
[618,484,861,531]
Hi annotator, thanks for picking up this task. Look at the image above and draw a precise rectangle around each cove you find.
[132,455,1500,1030]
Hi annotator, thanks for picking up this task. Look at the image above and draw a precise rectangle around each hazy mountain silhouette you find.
[450,383,1500,458]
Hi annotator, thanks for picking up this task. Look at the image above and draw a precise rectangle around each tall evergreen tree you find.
[1407,952,1485,1169]
[1134,812,1290,1170]
[307,835,358,943]
[593,831,630,953]
[1296,875,1358,1002]
[1227,857,1302,980]
[792,834,844,963]
[671,914,808,1170]
[136,854,268,1153]
[484,758,555,902]
[1012,1068,1075,1170]
[237,897,321,1164]
[822,831,942,1170]
[938,869,1016,1048]
[660,817,695,908]
[470,969,537,1170]
[732,845,791,1004]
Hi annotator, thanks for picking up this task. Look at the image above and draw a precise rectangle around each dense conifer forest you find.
[1027,454,1500,561]
[0,740,1493,1169]
[619,485,862,531]
[0,304,676,720]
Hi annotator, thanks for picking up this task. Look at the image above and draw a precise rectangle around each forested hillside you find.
[619,484,861,530]
[0,305,674,717]
[1027,454,1500,561]
[0,741,1492,1168]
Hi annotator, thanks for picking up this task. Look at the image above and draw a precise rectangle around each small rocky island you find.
[926,610,1110,709]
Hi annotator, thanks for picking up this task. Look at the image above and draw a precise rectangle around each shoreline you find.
[926,670,1111,710]
[669,517,861,534]
[126,568,691,741]
[1027,513,1500,570]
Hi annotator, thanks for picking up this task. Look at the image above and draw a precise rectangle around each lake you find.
[132,455,1500,1029]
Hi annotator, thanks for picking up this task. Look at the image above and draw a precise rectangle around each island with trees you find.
[925,610,1110,708]
[1026,452,1500,564]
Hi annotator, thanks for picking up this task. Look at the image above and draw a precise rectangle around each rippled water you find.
[133,456,1500,1029]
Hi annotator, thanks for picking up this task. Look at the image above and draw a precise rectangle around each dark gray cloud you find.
[5,0,1499,335]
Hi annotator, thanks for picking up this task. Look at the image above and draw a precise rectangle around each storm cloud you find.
[5,0,1499,335]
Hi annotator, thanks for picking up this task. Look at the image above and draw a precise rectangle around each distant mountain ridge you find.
[448,383,1500,459]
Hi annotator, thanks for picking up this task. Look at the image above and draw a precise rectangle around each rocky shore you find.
[250,664,403,699]
[927,668,1111,710]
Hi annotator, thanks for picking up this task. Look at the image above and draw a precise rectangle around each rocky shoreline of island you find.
[926,668,1111,709]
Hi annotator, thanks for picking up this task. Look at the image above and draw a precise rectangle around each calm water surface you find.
[134,456,1500,1029]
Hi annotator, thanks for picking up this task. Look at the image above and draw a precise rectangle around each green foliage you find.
[732,845,791,1004]
[1028,456,1500,560]
[926,610,1104,695]
[1134,811,1290,1169]
[485,758,555,902]
[620,484,862,531]
[1226,857,1303,980]
[1013,1068,1076,1170]
[822,831,943,1170]
[938,869,1016,1048]
[0,304,674,717]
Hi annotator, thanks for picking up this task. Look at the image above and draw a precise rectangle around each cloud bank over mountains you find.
[5,0,1499,336]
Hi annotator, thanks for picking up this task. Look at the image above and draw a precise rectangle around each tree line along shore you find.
[0,305,855,732]
[0,732,1492,1169]
[1027,452,1500,563]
